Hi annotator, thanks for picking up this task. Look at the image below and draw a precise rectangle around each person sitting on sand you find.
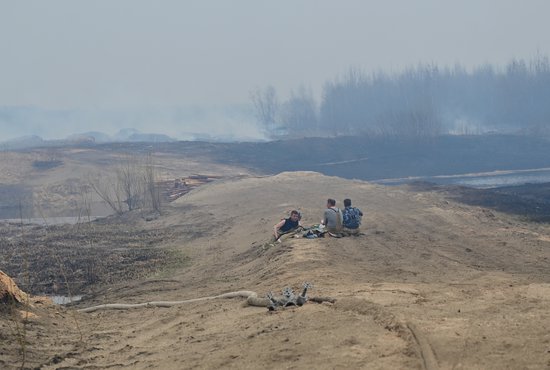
[273,210,302,241]
[321,198,343,236]
[342,198,363,235]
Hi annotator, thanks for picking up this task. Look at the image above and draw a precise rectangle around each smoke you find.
[0,104,267,142]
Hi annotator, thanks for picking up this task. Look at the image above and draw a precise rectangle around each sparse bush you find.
[89,153,161,215]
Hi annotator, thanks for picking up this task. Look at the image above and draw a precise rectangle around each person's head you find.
[327,198,336,208]
[344,199,352,207]
[290,210,301,221]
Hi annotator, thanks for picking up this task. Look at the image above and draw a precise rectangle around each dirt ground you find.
[2,170,550,369]
[0,147,252,218]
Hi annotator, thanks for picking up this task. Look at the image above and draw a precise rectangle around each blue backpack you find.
[343,207,362,229]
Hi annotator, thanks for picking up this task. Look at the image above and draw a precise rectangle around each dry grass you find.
[0,219,187,297]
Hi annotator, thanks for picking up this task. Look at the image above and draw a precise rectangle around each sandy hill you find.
[2,172,550,369]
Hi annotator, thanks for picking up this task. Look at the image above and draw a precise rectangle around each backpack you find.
[343,207,362,229]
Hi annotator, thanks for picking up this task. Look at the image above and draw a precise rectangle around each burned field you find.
[408,181,550,223]
[0,218,187,297]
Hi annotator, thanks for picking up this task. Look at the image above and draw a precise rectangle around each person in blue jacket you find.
[342,198,363,235]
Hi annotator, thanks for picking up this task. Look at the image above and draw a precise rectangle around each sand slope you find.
[3,171,550,369]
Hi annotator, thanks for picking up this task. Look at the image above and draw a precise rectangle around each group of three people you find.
[273,198,363,240]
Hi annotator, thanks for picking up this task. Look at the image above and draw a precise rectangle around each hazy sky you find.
[1,0,550,139]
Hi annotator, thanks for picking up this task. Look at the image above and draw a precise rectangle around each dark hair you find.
[344,199,352,207]
[327,198,336,206]
[290,210,301,220]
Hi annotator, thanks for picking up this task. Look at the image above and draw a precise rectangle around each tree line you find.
[251,54,550,138]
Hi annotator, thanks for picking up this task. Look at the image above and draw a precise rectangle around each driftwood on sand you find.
[78,291,269,313]
[78,290,336,313]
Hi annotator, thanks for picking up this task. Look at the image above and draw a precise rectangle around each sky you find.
[1,0,550,140]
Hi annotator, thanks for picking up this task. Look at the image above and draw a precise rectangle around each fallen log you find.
[77,291,335,313]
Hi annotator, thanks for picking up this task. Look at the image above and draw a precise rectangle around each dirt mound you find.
[0,270,28,304]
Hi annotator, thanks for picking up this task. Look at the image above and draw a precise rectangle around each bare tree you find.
[250,85,279,133]
[88,173,125,215]
[143,152,161,214]
[116,156,144,211]
[279,86,318,136]
[88,154,161,215]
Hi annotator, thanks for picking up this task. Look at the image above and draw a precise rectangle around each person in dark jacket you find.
[273,210,302,241]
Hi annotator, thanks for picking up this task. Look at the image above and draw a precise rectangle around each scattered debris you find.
[267,282,311,311]
[159,175,223,203]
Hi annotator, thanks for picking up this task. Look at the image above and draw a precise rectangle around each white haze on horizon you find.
[1,0,550,141]
[0,105,266,142]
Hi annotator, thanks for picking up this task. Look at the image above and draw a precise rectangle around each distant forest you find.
[251,54,550,138]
